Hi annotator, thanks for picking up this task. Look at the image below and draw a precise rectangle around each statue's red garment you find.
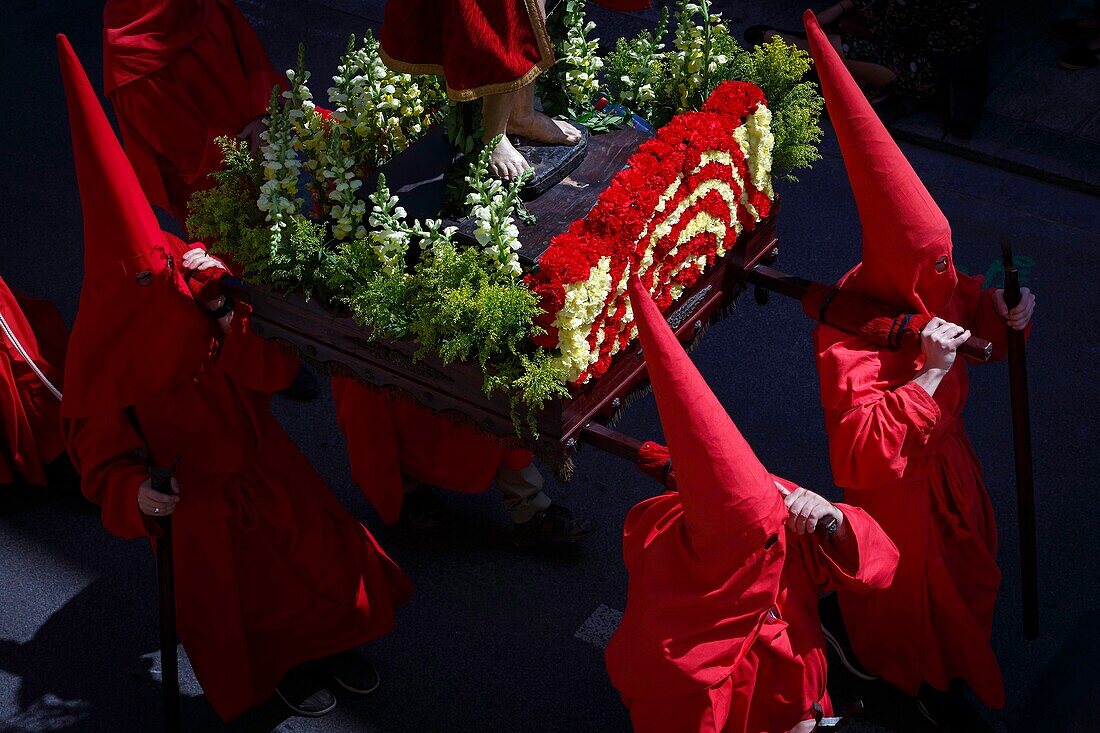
[380,0,555,101]
[103,0,300,389]
[0,280,67,485]
[804,11,1026,708]
[59,35,410,721]
[606,278,898,732]
[332,378,532,524]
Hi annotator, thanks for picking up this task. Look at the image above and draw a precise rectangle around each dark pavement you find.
[2,2,1100,732]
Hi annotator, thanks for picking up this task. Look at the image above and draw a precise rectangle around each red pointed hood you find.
[103,0,215,94]
[627,277,785,541]
[57,34,213,419]
[803,10,956,314]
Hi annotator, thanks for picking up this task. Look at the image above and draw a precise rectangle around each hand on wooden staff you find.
[775,483,849,542]
[138,476,181,517]
[993,287,1036,330]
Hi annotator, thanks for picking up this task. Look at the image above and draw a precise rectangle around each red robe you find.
[103,0,285,224]
[66,320,411,721]
[605,474,899,733]
[0,279,68,485]
[331,377,533,524]
[103,1,300,393]
[814,273,1025,708]
[380,0,555,102]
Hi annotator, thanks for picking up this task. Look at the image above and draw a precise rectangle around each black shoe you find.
[916,681,993,733]
[1059,44,1100,70]
[513,503,595,547]
[400,484,454,530]
[819,593,878,682]
[275,665,337,717]
[326,649,381,695]
[278,365,320,401]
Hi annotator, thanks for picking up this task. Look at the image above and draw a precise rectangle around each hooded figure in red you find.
[103,0,308,396]
[58,35,410,721]
[102,0,284,225]
[332,379,592,546]
[804,9,1035,717]
[0,278,68,486]
[605,277,899,733]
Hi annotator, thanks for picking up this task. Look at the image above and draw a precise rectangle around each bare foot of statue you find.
[482,89,533,179]
[489,134,533,180]
[508,83,581,146]
[508,111,582,146]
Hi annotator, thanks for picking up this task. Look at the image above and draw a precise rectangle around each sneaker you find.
[275,665,337,717]
[1059,44,1100,70]
[278,365,320,401]
[327,649,381,695]
[513,503,595,547]
[818,593,878,682]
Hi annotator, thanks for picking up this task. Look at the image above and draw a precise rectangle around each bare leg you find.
[482,90,531,180]
[766,30,897,89]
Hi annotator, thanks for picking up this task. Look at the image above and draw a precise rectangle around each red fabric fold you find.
[380,0,553,101]
[331,377,531,524]
[66,359,411,720]
[0,280,68,485]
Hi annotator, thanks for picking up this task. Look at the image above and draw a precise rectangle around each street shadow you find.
[0,574,300,733]
[1010,607,1100,733]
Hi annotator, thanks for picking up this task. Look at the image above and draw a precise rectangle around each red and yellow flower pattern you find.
[527,81,775,383]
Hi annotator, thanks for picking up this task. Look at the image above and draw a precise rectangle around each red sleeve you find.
[110,77,223,187]
[827,378,940,489]
[65,413,160,540]
[954,274,1034,363]
[803,503,899,593]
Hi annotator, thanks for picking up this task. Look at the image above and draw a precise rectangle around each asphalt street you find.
[2,2,1099,732]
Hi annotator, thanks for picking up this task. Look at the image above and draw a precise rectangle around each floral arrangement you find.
[605,0,823,178]
[527,81,774,383]
[188,14,817,430]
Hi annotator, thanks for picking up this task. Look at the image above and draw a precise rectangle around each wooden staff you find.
[747,264,993,362]
[150,464,181,732]
[126,408,181,732]
[1002,242,1039,639]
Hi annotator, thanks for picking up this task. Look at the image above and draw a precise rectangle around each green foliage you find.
[269,215,334,296]
[185,137,271,277]
[726,37,823,178]
[407,240,539,370]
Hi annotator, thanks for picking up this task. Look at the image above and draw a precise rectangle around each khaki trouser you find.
[495,462,551,523]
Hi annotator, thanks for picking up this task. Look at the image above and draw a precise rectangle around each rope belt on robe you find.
[0,310,62,400]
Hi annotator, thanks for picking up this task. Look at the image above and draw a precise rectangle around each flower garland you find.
[527,81,775,383]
